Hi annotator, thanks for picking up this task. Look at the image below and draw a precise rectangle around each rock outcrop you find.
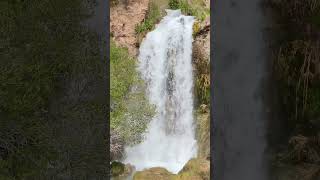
[193,17,210,105]
[134,167,174,180]
[133,158,210,180]
[193,18,210,162]
[196,106,210,159]
[111,161,136,179]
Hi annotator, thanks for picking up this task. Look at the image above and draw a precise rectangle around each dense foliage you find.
[110,40,154,160]
[0,0,107,179]
[269,0,320,178]
[270,0,320,133]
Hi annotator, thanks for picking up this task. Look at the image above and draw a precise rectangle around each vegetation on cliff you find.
[193,35,210,105]
[135,1,161,35]
[110,40,155,160]
[192,7,210,162]
[270,0,320,133]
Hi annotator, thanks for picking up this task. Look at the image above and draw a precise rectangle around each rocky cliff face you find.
[193,18,210,106]
[193,18,210,161]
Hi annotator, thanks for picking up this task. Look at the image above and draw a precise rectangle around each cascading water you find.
[124,10,197,174]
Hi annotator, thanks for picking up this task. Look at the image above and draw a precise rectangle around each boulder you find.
[133,167,174,180]
[132,158,210,180]
[111,161,125,177]
[111,161,136,179]
[175,158,210,180]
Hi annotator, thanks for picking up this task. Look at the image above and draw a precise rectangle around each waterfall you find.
[124,10,197,174]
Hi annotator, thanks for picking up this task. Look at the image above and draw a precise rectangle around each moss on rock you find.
[196,107,210,159]
[111,162,136,179]
[111,161,125,177]
[132,158,210,180]
[176,158,210,180]
[133,167,174,180]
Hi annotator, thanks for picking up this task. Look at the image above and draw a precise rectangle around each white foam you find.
[124,10,197,174]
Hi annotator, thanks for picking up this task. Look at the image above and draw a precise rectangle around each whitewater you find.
[124,9,197,174]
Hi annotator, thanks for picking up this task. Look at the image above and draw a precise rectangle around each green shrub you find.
[110,40,155,147]
[168,0,209,21]
[111,161,125,177]
[135,1,161,34]
[169,0,179,9]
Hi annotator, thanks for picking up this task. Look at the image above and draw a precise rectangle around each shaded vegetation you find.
[0,0,107,179]
[275,41,320,131]
[111,161,125,177]
[268,0,320,179]
[270,0,320,134]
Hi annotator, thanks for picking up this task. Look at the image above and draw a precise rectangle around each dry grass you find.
[276,41,320,121]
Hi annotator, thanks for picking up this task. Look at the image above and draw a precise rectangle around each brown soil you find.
[110,0,149,56]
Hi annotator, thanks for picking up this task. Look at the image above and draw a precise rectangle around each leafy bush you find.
[169,0,179,9]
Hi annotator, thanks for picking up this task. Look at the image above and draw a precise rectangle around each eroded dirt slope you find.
[110,0,149,55]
